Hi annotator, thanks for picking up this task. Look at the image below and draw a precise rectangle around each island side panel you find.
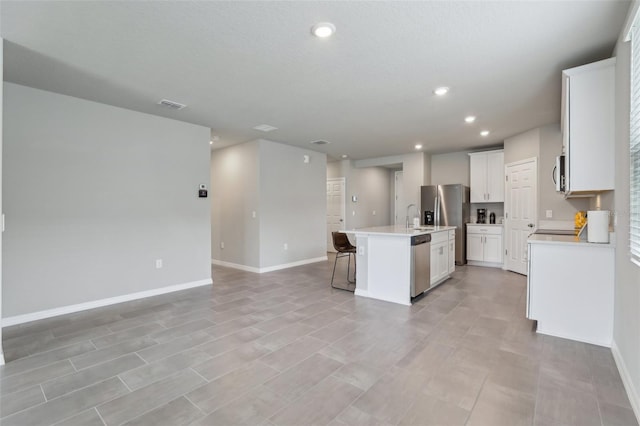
[365,235,412,306]
[354,235,369,297]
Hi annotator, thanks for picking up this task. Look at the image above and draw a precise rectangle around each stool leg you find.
[330,252,339,288]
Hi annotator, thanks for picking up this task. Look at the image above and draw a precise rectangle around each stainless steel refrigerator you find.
[421,184,470,265]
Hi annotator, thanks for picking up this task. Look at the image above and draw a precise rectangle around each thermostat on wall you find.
[199,184,208,198]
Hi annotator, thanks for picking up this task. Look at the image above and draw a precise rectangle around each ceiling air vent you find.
[310,140,331,145]
[158,99,187,110]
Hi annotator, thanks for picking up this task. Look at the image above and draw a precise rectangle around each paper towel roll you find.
[587,210,609,243]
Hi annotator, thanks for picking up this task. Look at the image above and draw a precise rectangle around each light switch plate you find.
[546,210,553,218]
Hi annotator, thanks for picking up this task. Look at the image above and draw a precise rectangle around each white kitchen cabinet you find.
[527,236,614,346]
[469,150,504,202]
[466,224,503,267]
[561,58,615,196]
[430,230,454,286]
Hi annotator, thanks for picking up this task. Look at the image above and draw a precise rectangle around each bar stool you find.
[331,232,356,291]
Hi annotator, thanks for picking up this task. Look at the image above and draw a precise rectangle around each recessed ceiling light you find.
[465,116,476,123]
[480,130,490,137]
[158,99,187,110]
[209,140,213,145]
[311,22,336,38]
[310,140,331,145]
[433,87,449,96]
[341,154,348,159]
[253,124,278,132]
[415,144,423,150]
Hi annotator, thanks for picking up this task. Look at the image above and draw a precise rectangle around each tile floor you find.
[0,258,637,426]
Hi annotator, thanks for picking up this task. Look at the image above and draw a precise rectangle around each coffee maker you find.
[476,208,486,224]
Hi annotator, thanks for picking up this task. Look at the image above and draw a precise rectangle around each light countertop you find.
[528,233,615,248]
[346,225,456,237]
[466,223,504,227]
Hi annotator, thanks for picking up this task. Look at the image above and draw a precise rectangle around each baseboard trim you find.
[354,288,369,298]
[2,278,213,327]
[611,340,640,423]
[467,260,504,269]
[535,327,611,348]
[211,256,328,274]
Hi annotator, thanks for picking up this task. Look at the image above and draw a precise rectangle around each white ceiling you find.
[0,1,630,160]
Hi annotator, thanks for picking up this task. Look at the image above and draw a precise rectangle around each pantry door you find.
[504,158,538,275]
[327,178,346,252]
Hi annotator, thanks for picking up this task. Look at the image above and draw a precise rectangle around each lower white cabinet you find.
[527,239,614,346]
[430,230,455,286]
[466,224,503,267]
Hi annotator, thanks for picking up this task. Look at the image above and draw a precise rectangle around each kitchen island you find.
[346,225,456,306]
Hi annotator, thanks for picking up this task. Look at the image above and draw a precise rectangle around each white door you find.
[394,171,404,225]
[327,178,346,252]
[505,158,537,275]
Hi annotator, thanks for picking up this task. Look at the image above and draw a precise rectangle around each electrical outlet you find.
[284,243,288,250]
[352,210,356,216]
[252,211,256,219]
[372,210,376,216]
[546,210,553,218]
[220,242,225,249]
[155,259,163,269]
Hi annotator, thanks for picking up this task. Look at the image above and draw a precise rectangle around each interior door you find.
[504,158,537,275]
[394,171,404,225]
[326,178,346,252]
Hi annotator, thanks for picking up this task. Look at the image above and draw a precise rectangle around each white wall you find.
[210,141,260,268]
[258,140,326,268]
[505,125,589,222]
[612,33,640,417]
[211,139,327,270]
[1,38,5,364]
[3,83,212,318]
[327,160,391,229]
[431,151,470,186]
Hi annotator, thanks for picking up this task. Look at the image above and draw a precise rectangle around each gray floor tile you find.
[1,263,636,426]
[0,385,46,419]
[264,353,344,402]
[70,336,156,370]
[599,401,640,426]
[0,341,95,379]
[398,395,470,426]
[467,381,536,426]
[91,323,166,349]
[0,360,76,397]
[269,376,362,426]
[122,396,203,426]
[96,369,205,426]
[119,348,211,390]
[42,353,145,399]
[135,330,212,363]
[54,408,106,426]
[187,361,280,413]
[259,336,327,372]
[1,377,128,426]
[194,385,288,426]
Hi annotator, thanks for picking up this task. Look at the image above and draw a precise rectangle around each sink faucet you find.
[406,204,416,228]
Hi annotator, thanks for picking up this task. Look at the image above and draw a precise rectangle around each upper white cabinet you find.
[469,150,504,203]
[561,58,615,196]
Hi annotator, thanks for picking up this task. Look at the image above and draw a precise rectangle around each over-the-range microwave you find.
[554,155,566,192]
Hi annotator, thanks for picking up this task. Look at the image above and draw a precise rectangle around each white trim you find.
[0,351,4,366]
[622,0,640,42]
[212,256,328,274]
[612,340,640,423]
[535,327,611,348]
[467,260,504,269]
[1,278,212,327]
[354,288,369,299]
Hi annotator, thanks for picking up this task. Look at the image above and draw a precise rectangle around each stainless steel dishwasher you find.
[410,234,431,297]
